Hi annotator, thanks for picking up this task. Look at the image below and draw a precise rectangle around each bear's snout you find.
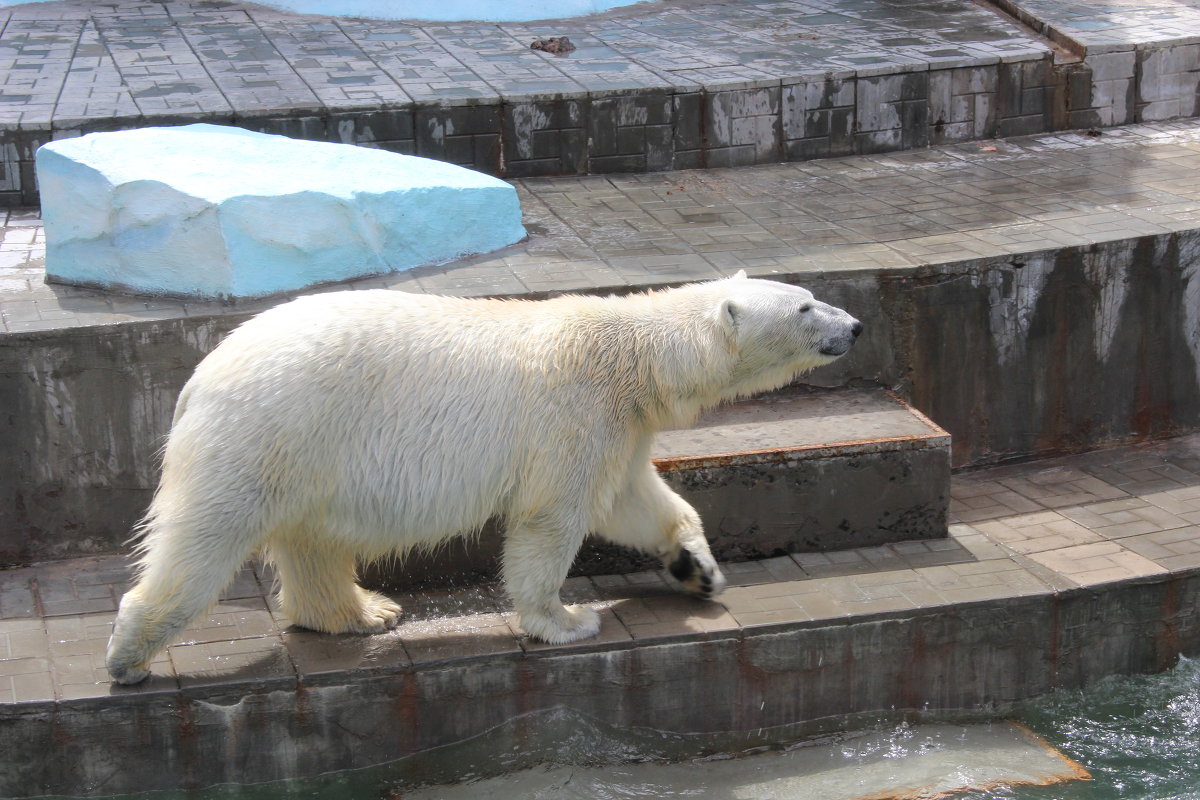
[817,315,862,357]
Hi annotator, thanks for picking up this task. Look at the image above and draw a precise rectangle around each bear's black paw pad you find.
[669,549,698,582]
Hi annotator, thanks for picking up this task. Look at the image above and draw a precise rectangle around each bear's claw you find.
[345,591,403,634]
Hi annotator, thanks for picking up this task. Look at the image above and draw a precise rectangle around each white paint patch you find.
[1087,243,1131,363]
[508,105,551,160]
[1179,232,1200,391]
[976,254,1053,366]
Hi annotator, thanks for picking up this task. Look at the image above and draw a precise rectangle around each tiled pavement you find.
[7,116,1200,332]
[0,0,1196,204]
[0,0,1048,125]
[1,432,1197,704]
[1000,0,1200,52]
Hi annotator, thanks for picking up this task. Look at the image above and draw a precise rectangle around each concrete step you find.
[653,387,951,556]
[6,118,1200,565]
[3,0,1200,203]
[3,434,1199,799]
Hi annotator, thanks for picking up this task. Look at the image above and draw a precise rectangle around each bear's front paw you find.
[347,589,403,634]
[667,548,726,600]
[295,588,403,635]
[519,604,601,644]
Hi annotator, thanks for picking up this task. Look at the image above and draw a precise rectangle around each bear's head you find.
[717,271,862,400]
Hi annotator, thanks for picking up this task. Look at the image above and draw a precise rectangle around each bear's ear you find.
[732,269,747,280]
[718,297,738,328]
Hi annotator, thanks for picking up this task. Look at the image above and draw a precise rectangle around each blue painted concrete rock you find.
[36,124,526,300]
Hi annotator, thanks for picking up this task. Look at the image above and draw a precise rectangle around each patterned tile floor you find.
[6,117,1200,333]
[0,0,1047,127]
[1007,0,1200,50]
[2,431,1197,704]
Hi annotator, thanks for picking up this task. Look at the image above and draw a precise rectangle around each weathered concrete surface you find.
[5,228,1197,564]
[1,572,1196,798]
[4,0,1200,204]
[0,316,247,564]
[894,234,1200,466]
[4,434,1198,796]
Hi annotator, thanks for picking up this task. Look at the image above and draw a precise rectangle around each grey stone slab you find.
[0,0,1192,198]
[656,391,951,555]
[253,17,412,110]
[169,11,321,115]
[653,386,945,463]
[52,21,140,127]
[334,20,493,104]
[91,14,233,117]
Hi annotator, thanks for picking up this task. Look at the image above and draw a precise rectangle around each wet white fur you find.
[105,273,860,684]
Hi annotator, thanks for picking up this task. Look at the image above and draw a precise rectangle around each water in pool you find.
[402,657,1200,800]
[29,657,1200,799]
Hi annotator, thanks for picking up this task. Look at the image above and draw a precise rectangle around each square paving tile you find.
[174,597,278,645]
[973,511,1106,554]
[0,657,54,704]
[1120,526,1200,572]
[170,635,295,689]
[721,578,850,627]
[1024,541,1169,586]
[1058,498,1192,538]
[916,560,1052,603]
[997,467,1128,508]
[792,548,877,578]
[397,612,523,664]
[283,628,411,677]
[32,556,131,617]
[610,594,739,640]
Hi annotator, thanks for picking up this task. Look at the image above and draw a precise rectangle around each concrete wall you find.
[5,51,1195,208]
[796,230,1200,466]
[3,572,1197,798]
[3,230,1199,565]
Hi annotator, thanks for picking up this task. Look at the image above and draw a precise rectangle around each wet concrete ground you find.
[5,117,1200,332]
[2,432,1197,703]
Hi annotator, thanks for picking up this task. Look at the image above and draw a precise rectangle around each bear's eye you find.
[800,303,812,313]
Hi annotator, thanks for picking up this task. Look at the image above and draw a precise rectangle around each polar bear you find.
[106,272,861,684]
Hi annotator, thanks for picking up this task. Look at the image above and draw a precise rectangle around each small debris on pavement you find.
[530,36,577,55]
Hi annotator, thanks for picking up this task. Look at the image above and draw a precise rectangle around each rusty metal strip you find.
[884,388,952,438]
[653,431,950,472]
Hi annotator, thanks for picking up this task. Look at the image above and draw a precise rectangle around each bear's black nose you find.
[851,321,864,338]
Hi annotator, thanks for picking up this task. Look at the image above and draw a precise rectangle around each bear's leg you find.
[595,464,726,600]
[503,516,600,644]
[268,537,402,634]
[106,526,258,685]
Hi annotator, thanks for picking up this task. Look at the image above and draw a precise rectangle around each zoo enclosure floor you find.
[2,432,1198,703]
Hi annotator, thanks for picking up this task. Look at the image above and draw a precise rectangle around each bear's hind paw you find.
[668,548,727,600]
